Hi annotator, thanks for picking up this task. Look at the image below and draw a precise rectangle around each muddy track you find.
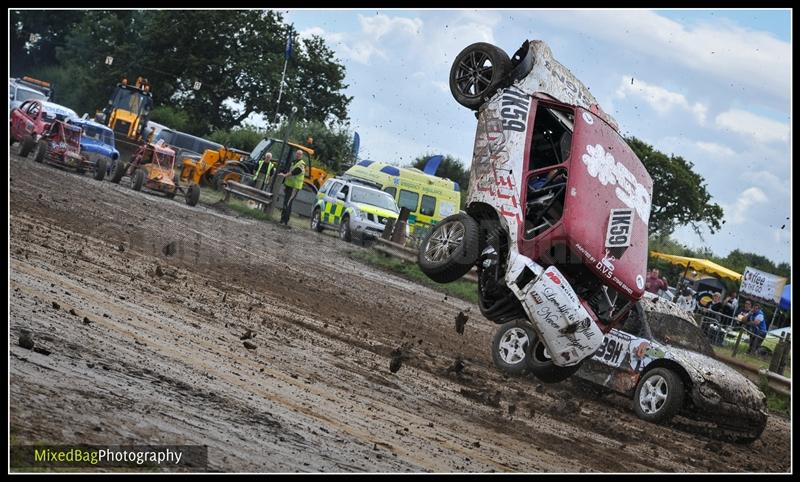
[9,150,790,472]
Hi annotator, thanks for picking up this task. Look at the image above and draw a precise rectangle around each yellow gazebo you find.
[649,251,743,282]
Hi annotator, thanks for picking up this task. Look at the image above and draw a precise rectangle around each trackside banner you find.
[739,266,788,303]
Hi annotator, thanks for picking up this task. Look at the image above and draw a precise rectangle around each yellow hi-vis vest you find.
[255,160,275,179]
[284,159,305,190]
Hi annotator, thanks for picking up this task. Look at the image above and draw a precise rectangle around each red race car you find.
[419,40,653,383]
[30,118,106,180]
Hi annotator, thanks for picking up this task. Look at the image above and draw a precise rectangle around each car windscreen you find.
[351,186,399,212]
[16,87,47,103]
[647,312,715,357]
[80,124,115,146]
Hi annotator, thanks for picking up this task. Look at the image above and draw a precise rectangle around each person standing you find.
[277,149,306,226]
[676,288,697,313]
[745,303,767,355]
[254,152,276,188]
[645,268,668,294]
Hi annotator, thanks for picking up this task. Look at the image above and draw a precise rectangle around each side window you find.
[319,180,333,195]
[529,105,574,171]
[383,186,397,198]
[420,195,436,216]
[339,184,350,200]
[620,309,643,337]
[398,190,419,212]
[524,167,568,239]
[328,182,342,199]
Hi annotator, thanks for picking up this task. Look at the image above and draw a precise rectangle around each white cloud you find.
[723,186,768,225]
[743,170,789,195]
[695,141,735,158]
[535,10,790,102]
[616,76,707,124]
[715,109,790,144]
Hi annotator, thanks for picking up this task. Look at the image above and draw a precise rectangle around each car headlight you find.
[699,382,721,403]
[351,208,363,220]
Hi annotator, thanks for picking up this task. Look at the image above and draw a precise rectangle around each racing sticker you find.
[605,208,633,248]
[581,144,651,224]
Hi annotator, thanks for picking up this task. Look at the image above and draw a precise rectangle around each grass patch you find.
[713,344,791,379]
[349,249,479,305]
[758,378,791,416]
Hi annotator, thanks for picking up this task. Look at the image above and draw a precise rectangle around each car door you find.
[320,181,343,226]
[10,100,32,139]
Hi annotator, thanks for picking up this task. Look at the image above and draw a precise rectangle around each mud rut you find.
[8,151,790,472]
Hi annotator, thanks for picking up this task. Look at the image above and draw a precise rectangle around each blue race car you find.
[70,118,120,173]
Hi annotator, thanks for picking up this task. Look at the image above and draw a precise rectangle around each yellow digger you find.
[177,146,251,187]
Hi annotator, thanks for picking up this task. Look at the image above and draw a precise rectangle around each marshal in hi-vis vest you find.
[284,160,305,190]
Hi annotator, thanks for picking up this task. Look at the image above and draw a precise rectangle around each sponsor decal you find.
[636,275,645,290]
[581,144,651,224]
[582,112,594,125]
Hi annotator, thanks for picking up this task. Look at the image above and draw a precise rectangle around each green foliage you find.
[626,136,724,239]
[208,127,265,153]
[12,10,351,137]
[149,106,191,133]
[409,153,470,208]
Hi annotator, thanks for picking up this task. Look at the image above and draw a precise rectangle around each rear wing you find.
[511,40,619,132]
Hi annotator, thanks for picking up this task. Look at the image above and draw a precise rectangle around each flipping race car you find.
[419,40,653,383]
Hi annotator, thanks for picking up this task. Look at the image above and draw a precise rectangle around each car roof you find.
[640,292,698,327]
[72,119,113,132]
[42,101,78,119]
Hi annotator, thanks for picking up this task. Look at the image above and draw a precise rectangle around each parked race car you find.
[70,118,120,170]
[418,40,653,384]
[10,100,78,157]
[569,293,768,443]
[29,118,106,180]
[110,140,199,206]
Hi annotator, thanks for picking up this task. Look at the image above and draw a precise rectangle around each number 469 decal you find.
[606,208,633,248]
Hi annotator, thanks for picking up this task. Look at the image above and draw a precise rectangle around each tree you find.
[10,10,86,77]
[626,137,723,239]
[409,154,470,208]
[41,10,351,136]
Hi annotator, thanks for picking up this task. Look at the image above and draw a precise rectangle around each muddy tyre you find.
[339,216,352,242]
[110,159,126,183]
[20,135,36,157]
[527,334,582,384]
[633,367,684,424]
[32,140,48,163]
[418,213,480,283]
[212,167,245,191]
[449,42,512,110]
[93,158,107,181]
[491,320,535,376]
[132,169,145,191]
[186,184,200,206]
[311,208,324,232]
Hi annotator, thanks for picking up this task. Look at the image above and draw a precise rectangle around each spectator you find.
[645,268,668,295]
[709,292,724,313]
[735,299,752,321]
[676,288,697,313]
[745,303,767,355]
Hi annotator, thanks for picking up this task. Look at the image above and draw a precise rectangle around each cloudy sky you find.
[278,8,791,265]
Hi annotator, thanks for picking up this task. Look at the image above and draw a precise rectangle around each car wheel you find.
[110,160,127,183]
[449,42,512,110]
[32,140,48,163]
[491,320,534,376]
[526,333,582,383]
[633,367,684,424]
[311,208,324,232]
[132,169,145,191]
[20,135,36,157]
[93,158,107,181]
[166,174,178,199]
[339,216,352,242]
[418,213,480,283]
[213,167,245,191]
[185,184,200,206]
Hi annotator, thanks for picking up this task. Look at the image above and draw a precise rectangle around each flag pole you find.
[274,25,293,125]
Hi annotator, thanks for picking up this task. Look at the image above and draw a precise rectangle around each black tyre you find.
[166,174,179,199]
[449,42,512,110]
[110,159,127,183]
[526,334,582,383]
[93,158,107,181]
[212,167,245,191]
[185,184,200,206]
[32,140,48,163]
[311,208,324,232]
[633,367,685,424]
[132,169,145,191]
[339,216,352,242]
[418,213,480,284]
[20,135,36,157]
[491,320,535,376]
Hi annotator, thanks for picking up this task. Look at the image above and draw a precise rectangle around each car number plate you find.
[605,208,633,248]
